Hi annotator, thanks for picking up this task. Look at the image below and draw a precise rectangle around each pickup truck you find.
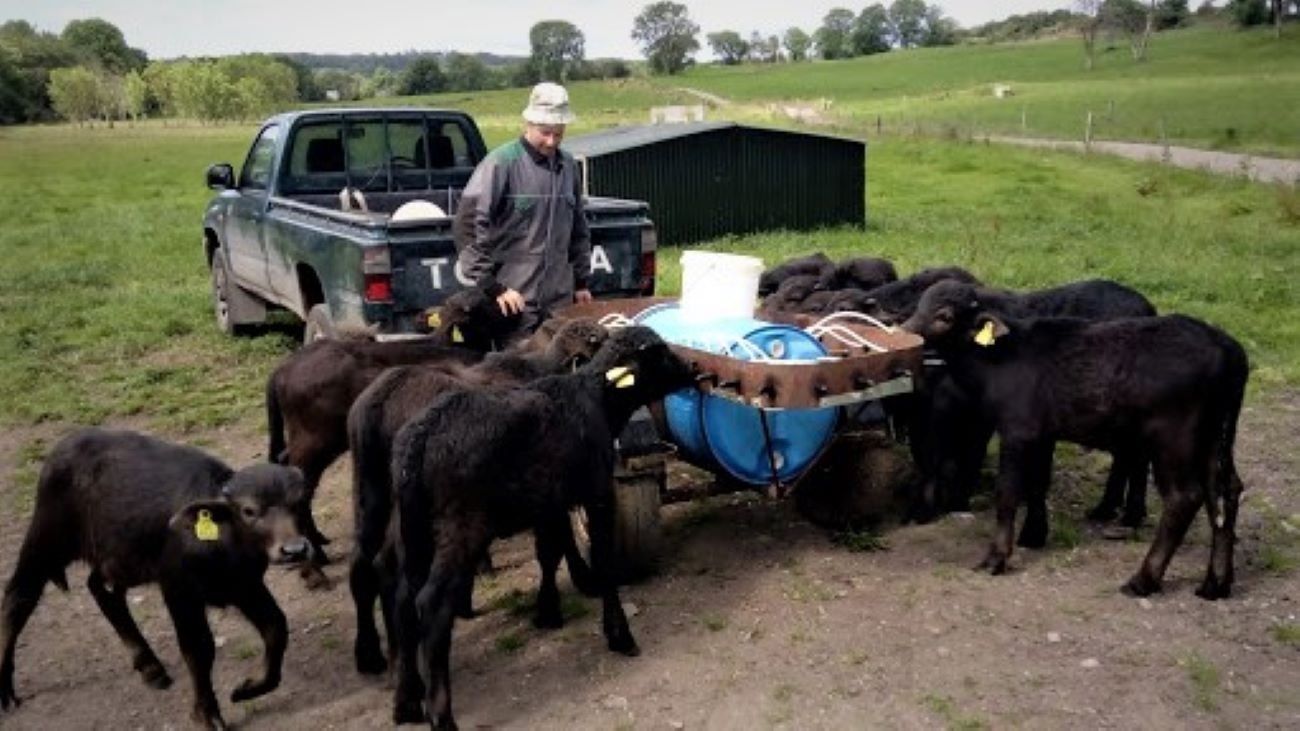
[202,108,657,341]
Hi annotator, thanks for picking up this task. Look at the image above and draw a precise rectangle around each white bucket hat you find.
[522,82,576,125]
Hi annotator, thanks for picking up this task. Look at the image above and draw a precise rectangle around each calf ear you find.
[169,501,236,542]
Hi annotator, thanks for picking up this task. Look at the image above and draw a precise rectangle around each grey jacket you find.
[454,136,591,315]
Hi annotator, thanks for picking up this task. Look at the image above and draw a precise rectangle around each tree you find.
[1102,0,1156,61]
[48,65,102,124]
[399,56,445,95]
[274,54,320,102]
[631,2,701,75]
[922,5,960,46]
[171,61,233,122]
[316,68,363,101]
[889,0,929,48]
[851,4,892,55]
[1,20,79,122]
[1229,0,1270,25]
[1075,0,1104,70]
[783,27,812,61]
[1154,0,1192,28]
[748,32,781,63]
[529,20,585,82]
[707,30,749,64]
[442,52,491,92]
[61,18,144,73]
[217,55,299,114]
[814,7,857,59]
[122,70,147,122]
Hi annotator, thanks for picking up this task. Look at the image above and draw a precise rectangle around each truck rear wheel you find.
[571,455,665,583]
[304,304,337,344]
[211,253,263,335]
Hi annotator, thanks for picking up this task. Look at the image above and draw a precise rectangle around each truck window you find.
[284,121,347,194]
[239,125,280,191]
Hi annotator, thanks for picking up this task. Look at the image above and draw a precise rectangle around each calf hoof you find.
[231,675,278,702]
[300,564,334,591]
[137,660,173,690]
[392,698,425,725]
[1120,511,1147,529]
[1121,573,1162,597]
[433,713,459,731]
[976,551,1008,576]
[607,633,640,657]
[354,643,387,676]
[533,609,564,630]
[0,682,20,710]
[1086,504,1119,523]
[1101,525,1137,541]
[194,708,227,731]
[1016,526,1048,550]
[1195,576,1232,601]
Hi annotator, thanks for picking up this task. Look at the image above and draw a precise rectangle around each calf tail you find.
[266,376,287,464]
[1213,342,1249,506]
[391,414,436,584]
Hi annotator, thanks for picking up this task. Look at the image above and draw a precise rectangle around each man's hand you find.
[574,289,593,305]
[496,288,526,316]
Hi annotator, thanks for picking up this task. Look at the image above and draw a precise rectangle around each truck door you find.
[226,124,280,296]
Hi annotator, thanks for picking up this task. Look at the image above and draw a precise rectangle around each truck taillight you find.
[638,251,657,296]
[364,274,392,303]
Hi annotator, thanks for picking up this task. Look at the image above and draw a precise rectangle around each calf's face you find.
[547,318,608,368]
[169,464,312,565]
[594,326,697,396]
[902,280,1007,348]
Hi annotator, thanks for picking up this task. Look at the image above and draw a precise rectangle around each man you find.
[454,82,593,343]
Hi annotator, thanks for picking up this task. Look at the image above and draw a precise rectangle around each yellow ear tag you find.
[974,320,997,347]
[426,311,442,329]
[615,373,636,389]
[194,509,220,542]
[605,366,630,383]
[451,325,464,344]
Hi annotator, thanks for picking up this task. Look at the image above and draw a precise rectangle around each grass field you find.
[1,22,1298,432]
[665,24,1300,155]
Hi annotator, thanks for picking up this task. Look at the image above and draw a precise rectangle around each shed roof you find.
[566,121,864,158]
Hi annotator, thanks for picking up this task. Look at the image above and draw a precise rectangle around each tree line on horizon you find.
[0,1,1289,125]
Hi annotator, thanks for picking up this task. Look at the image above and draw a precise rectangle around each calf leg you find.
[416,551,479,731]
[586,496,639,656]
[1123,463,1202,597]
[229,582,288,702]
[533,514,569,629]
[1198,461,1243,601]
[349,488,392,674]
[86,571,171,690]
[161,587,225,731]
[0,561,50,709]
[391,575,426,725]
[979,440,1042,575]
[1087,453,1130,523]
[1121,455,1150,529]
[1016,444,1055,549]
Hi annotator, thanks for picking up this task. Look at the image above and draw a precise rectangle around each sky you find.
[2,1,1076,60]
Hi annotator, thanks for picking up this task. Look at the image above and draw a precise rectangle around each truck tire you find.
[611,470,664,580]
[571,457,665,583]
[210,253,264,335]
[303,304,337,344]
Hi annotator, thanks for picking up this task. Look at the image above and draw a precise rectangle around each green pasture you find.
[656,24,1300,155]
[1,118,1295,433]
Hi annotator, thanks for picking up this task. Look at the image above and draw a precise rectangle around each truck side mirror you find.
[206,163,235,190]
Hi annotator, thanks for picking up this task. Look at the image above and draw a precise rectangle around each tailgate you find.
[385,219,462,316]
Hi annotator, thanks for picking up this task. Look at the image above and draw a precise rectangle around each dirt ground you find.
[0,392,1297,730]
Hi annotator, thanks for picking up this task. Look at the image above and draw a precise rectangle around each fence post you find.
[1021,106,1027,132]
[1085,111,1094,150]
[876,115,882,135]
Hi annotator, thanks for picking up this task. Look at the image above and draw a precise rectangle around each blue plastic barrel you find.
[635,304,839,485]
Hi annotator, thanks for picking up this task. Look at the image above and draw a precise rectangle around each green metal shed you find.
[566,121,866,247]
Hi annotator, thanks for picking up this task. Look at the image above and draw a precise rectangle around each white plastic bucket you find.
[679,250,763,322]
